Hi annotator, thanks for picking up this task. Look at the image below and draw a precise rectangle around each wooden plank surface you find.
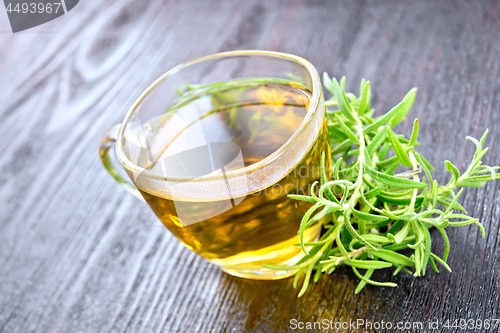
[1,0,500,332]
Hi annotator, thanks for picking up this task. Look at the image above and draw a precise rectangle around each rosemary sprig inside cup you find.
[265,74,500,296]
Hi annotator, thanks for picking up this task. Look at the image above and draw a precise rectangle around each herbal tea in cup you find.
[99,51,330,279]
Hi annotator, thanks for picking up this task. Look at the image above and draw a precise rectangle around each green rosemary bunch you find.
[265,74,500,296]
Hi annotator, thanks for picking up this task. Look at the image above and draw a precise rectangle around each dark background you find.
[1,1,500,332]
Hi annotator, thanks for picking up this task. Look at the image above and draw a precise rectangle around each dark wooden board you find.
[1,0,500,332]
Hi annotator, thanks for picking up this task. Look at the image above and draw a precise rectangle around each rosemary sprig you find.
[266,74,500,296]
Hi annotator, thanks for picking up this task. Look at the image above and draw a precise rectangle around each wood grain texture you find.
[1,0,500,332]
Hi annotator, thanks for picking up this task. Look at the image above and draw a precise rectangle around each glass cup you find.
[99,50,330,280]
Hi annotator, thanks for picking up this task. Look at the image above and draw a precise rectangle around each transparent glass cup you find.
[99,51,330,280]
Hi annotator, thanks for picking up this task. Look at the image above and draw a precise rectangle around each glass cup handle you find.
[99,123,145,201]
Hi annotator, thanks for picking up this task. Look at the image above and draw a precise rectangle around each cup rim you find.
[115,50,322,181]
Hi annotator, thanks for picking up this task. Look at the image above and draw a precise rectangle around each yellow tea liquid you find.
[128,80,329,279]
